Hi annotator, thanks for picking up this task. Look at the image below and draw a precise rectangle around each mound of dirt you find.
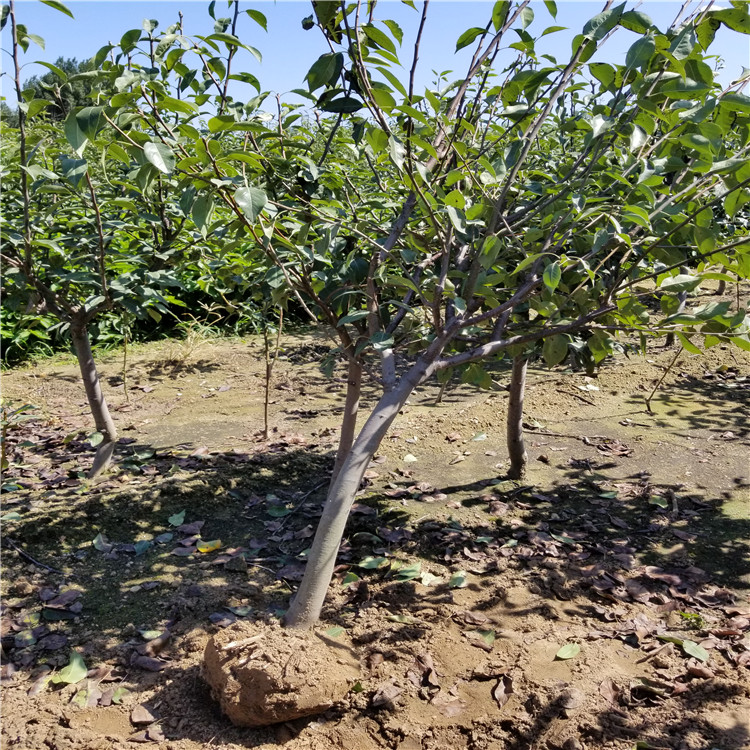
[203,620,360,726]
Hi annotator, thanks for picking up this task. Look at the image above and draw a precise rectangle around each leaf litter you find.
[1,338,749,749]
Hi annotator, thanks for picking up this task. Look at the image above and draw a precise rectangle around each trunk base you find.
[88,440,116,480]
[203,620,359,727]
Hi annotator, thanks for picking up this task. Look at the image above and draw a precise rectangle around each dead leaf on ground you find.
[371,681,402,710]
[131,704,158,725]
[130,654,165,672]
[432,695,466,717]
[492,675,514,708]
[599,678,620,708]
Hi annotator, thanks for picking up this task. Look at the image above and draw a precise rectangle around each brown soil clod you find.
[202,620,360,727]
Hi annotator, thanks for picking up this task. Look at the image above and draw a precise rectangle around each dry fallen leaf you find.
[371,681,402,710]
[492,674,514,709]
[131,704,157,725]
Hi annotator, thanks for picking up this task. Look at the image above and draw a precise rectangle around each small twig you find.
[3,537,63,574]
[221,634,263,652]
[645,347,683,414]
[276,480,328,529]
[525,429,590,443]
[636,642,671,664]
[560,388,597,407]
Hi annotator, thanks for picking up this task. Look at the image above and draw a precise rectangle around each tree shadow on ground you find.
[2,412,749,749]
[625,361,749,439]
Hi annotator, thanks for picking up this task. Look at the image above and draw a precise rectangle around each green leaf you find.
[323,626,345,637]
[660,275,702,293]
[235,186,267,222]
[111,686,130,704]
[455,27,486,52]
[168,510,186,526]
[192,196,213,234]
[133,540,152,556]
[591,114,613,138]
[492,1,510,31]
[544,1,558,19]
[550,533,576,545]
[543,261,561,291]
[196,539,222,552]
[519,6,534,30]
[625,34,655,70]
[23,99,50,119]
[59,157,88,188]
[629,124,648,151]
[449,570,468,589]
[582,4,624,41]
[395,562,422,581]
[620,9,652,33]
[1,512,22,521]
[50,652,87,684]
[420,571,442,586]
[383,19,403,45]
[246,9,267,30]
[543,335,568,367]
[363,23,397,55]
[305,52,343,91]
[143,142,175,174]
[670,25,697,60]
[63,112,88,156]
[88,431,103,447]
[389,135,405,170]
[337,309,369,326]
[386,613,419,624]
[371,332,394,352]
[265,505,292,518]
[476,629,496,647]
[555,643,581,660]
[649,495,669,508]
[720,92,750,114]
[320,97,364,113]
[357,556,389,569]
[75,106,104,141]
[444,189,466,209]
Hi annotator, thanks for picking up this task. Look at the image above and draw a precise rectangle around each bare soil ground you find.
[1,329,749,750]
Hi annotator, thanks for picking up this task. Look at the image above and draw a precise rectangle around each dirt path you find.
[1,333,749,750]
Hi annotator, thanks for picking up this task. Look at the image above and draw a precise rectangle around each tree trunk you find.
[70,317,118,479]
[284,359,427,629]
[330,358,362,486]
[506,355,528,480]
[666,266,689,347]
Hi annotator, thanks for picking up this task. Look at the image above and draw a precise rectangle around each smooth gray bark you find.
[506,355,528,480]
[284,349,435,629]
[331,358,362,486]
[70,318,118,479]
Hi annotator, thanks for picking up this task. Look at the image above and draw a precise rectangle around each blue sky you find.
[4,1,749,109]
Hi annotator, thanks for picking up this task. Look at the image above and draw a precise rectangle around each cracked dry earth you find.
[1,332,749,750]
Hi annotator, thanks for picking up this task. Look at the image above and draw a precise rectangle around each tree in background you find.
[1,2,200,477]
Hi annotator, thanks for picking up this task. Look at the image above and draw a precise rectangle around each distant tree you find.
[0,102,19,128]
[22,56,96,120]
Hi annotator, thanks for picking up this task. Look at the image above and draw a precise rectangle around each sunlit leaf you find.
[555,643,581,660]
[196,539,222,553]
[50,652,87,684]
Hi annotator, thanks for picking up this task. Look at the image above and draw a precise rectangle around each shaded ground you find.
[1,330,749,750]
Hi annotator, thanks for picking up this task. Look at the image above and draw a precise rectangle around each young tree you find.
[68,0,750,624]
[1,1,201,476]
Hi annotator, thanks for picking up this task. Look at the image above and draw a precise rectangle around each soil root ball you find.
[202,620,360,727]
